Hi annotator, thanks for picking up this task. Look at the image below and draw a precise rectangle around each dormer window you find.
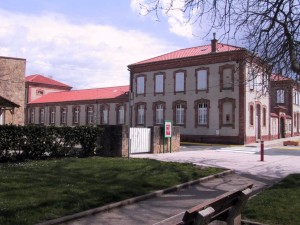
[36,89,44,95]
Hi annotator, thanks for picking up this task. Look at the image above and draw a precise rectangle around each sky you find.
[0,0,232,90]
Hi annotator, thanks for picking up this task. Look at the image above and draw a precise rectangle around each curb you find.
[36,169,234,225]
[241,219,269,225]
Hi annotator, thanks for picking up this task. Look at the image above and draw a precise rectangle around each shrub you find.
[0,125,104,162]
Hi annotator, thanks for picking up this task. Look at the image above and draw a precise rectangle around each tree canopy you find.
[139,0,300,80]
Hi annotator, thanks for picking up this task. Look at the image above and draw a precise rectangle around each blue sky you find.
[0,0,226,89]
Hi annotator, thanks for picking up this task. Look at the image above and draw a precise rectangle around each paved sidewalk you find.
[61,172,277,225]
[51,137,300,225]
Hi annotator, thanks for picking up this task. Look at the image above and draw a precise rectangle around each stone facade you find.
[0,56,26,125]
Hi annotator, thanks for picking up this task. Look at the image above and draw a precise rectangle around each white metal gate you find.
[129,127,151,154]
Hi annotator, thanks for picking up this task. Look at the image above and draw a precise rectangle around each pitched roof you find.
[28,85,129,104]
[26,74,72,89]
[130,43,244,66]
[0,95,20,108]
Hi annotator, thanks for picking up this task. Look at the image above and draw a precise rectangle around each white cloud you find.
[0,9,174,89]
[131,0,194,38]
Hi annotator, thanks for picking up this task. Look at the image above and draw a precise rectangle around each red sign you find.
[164,121,172,138]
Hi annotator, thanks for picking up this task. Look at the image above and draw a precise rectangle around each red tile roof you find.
[130,43,243,65]
[26,74,72,89]
[28,85,129,104]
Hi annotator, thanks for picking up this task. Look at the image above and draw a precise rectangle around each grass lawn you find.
[0,157,223,225]
[243,173,300,225]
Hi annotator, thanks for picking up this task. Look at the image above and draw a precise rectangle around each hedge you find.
[0,125,104,162]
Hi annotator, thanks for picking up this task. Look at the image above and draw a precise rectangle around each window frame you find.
[249,104,254,126]
[30,108,35,124]
[174,70,186,94]
[39,108,45,124]
[49,107,55,124]
[218,97,236,129]
[194,99,210,128]
[61,107,67,125]
[195,67,209,93]
[276,89,285,103]
[101,104,110,125]
[136,74,146,96]
[135,102,147,126]
[154,72,165,95]
[153,101,166,125]
[86,105,94,125]
[116,103,126,125]
[172,100,187,127]
[219,64,235,92]
[262,106,267,127]
[73,106,80,125]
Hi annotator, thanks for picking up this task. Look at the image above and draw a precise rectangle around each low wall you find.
[151,126,180,154]
[97,125,129,157]
[98,125,181,157]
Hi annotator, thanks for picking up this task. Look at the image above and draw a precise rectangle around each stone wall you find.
[151,126,180,154]
[0,57,26,125]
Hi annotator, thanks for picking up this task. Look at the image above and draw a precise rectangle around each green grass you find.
[0,157,223,225]
[243,174,300,225]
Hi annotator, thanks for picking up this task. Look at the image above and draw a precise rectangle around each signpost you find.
[164,120,172,153]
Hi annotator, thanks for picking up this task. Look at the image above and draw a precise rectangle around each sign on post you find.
[164,120,172,138]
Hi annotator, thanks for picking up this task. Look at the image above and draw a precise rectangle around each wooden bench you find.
[156,183,253,225]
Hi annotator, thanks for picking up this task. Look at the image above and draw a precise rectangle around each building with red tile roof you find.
[270,74,300,138]
[26,74,129,127]
[128,37,300,144]
[26,74,72,89]
[131,43,243,66]
[29,85,129,104]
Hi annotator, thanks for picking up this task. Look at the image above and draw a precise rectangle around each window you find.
[117,104,125,124]
[50,107,55,124]
[30,108,35,124]
[137,104,145,125]
[136,75,145,95]
[173,100,187,126]
[249,105,254,126]
[194,99,210,127]
[198,103,208,125]
[156,105,163,124]
[61,107,67,124]
[218,98,236,128]
[294,91,300,105]
[220,64,234,91]
[249,70,255,91]
[87,106,94,125]
[154,73,164,94]
[174,70,186,93]
[176,104,184,124]
[39,108,45,124]
[36,89,44,95]
[101,105,109,124]
[153,101,165,125]
[73,106,80,124]
[276,89,285,103]
[196,68,208,92]
[263,107,266,127]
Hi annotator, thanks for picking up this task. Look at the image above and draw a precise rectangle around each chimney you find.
[211,33,218,53]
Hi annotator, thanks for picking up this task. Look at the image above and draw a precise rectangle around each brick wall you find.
[0,57,26,125]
